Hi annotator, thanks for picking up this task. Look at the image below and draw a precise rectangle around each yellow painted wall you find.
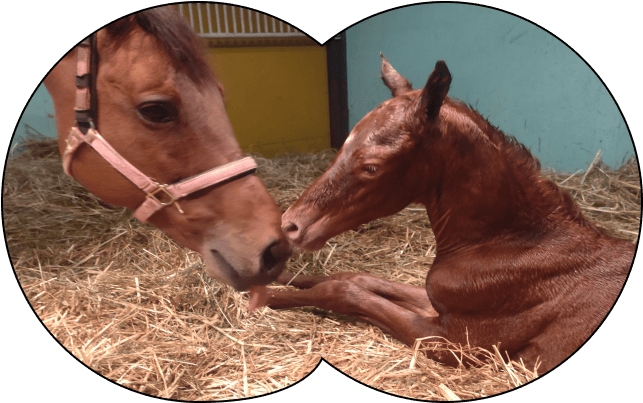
[207,46,330,157]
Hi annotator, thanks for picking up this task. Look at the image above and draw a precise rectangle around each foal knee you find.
[315,279,368,305]
[330,272,376,287]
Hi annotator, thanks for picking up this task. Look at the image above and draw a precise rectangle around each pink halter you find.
[62,36,257,223]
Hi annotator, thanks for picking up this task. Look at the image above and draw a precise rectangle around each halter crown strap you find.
[73,37,94,132]
[62,36,258,223]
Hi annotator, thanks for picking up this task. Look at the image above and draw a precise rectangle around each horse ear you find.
[418,61,451,120]
[380,53,413,97]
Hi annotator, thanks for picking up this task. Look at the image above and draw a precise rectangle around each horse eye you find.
[137,102,177,124]
[363,165,378,174]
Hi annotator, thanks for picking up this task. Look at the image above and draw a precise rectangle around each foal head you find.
[282,55,455,250]
[44,8,289,290]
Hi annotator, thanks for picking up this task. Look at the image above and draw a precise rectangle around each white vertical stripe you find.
[214,4,220,34]
[196,4,204,34]
[239,8,246,33]
[231,6,238,34]
[206,4,213,34]
[223,4,229,33]
[187,3,195,31]
[253,11,261,32]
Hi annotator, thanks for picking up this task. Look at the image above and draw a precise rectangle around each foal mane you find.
[454,100,595,228]
[457,100,541,172]
[105,7,216,86]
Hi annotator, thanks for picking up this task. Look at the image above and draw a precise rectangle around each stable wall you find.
[207,45,330,157]
[345,3,634,172]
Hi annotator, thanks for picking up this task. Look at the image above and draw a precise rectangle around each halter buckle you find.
[147,184,184,214]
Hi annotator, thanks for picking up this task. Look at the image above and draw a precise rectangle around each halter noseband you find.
[62,36,257,223]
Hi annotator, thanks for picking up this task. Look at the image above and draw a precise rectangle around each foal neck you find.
[417,104,582,256]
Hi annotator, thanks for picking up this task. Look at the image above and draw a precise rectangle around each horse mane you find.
[105,7,216,86]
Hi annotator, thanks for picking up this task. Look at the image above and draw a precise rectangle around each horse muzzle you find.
[202,237,291,291]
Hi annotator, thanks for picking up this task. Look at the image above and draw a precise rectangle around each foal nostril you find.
[260,240,291,275]
[282,221,299,239]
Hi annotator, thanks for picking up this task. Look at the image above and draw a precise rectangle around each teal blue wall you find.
[10,84,57,154]
[345,3,634,173]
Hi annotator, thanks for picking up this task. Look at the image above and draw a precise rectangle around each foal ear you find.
[418,61,452,120]
[380,53,413,97]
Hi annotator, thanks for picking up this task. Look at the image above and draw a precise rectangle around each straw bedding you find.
[4,138,640,401]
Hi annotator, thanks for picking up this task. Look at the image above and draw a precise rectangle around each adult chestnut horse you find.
[43,8,290,291]
[263,55,633,374]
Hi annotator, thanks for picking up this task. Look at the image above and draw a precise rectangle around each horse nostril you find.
[260,240,291,275]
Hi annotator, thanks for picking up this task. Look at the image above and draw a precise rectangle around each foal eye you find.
[363,165,378,174]
[137,102,177,124]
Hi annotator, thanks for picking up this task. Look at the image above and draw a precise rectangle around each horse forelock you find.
[105,7,217,88]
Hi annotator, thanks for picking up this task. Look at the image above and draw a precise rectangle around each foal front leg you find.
[277,271,438,317]
[264,281,459,366]
[264,280,439,347]
[265,280,440,345]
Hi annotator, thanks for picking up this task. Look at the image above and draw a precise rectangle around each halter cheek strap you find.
[62,36,258,223]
